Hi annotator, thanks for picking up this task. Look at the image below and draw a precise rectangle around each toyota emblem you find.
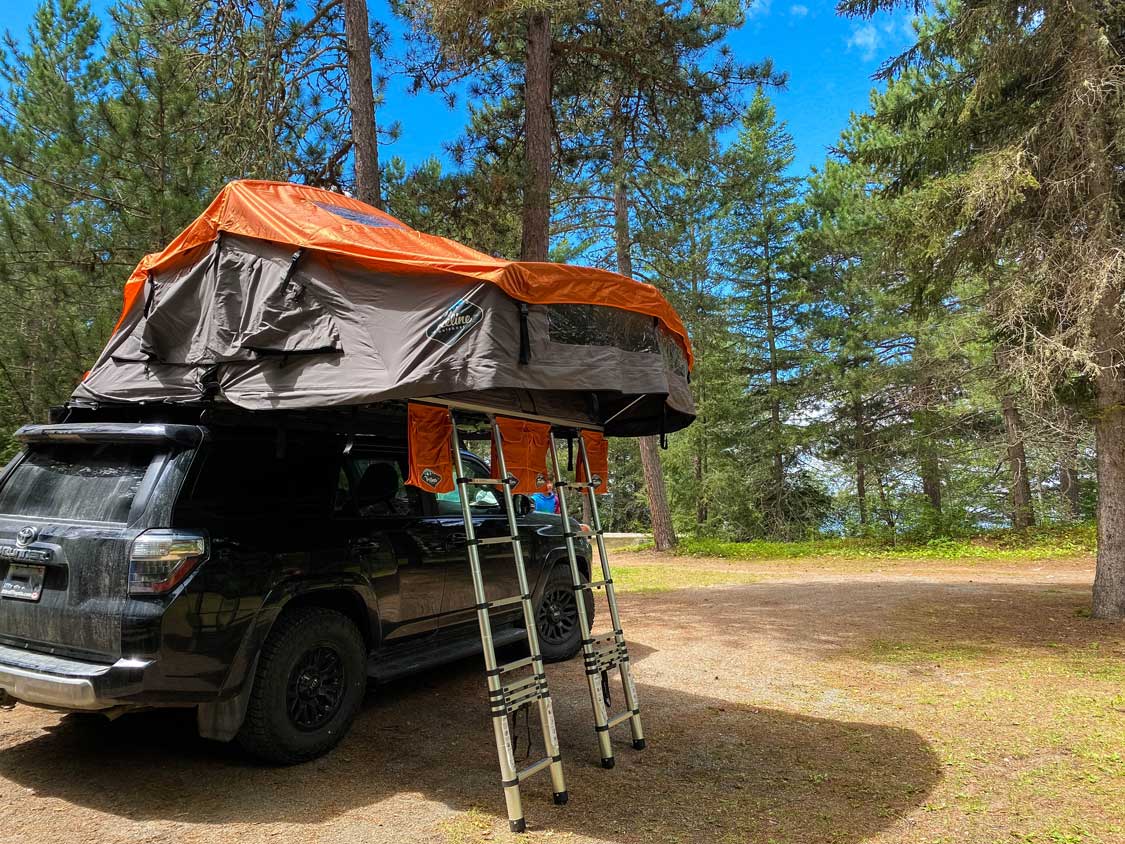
[15,526,37,547]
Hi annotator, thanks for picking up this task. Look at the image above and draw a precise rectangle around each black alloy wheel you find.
[286,645,345,731]
[237,606,366,764]
[538,584,578,647]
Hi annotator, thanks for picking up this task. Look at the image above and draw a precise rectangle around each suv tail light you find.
[129,530,207,595]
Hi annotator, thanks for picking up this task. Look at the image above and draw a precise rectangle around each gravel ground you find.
[0,554,1120,844]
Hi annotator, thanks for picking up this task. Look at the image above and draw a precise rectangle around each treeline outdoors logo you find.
[427,297,484,346]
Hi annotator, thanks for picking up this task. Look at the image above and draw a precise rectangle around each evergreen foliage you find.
[0,0,1112,612]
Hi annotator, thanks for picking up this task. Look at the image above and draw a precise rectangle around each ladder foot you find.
[633,738,646,750]
[600,756,616,769]
[509,818,527,834]
[553,790,569,806]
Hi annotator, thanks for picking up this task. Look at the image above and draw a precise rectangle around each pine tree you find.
[841,0,1125,615]
[720,91,826,539]
[0,0,114,453]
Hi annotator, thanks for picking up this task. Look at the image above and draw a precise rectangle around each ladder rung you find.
[607,711,634,729]
[477,535,520,546]
[575,579,611,591]
[487,594,530,609]
[584,631,623,648]
[518,756,554,782]
[491,655,537,676]
[458,476,505,486]
[565,529,597,539]
[561,480,598,489]
[489,673,548,716]
[584,643,629,675]
[501,673,543,698]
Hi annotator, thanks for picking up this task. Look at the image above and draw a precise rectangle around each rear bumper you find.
[0,643,152,711]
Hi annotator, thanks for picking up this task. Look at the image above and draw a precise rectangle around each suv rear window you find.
[0,443,158,524]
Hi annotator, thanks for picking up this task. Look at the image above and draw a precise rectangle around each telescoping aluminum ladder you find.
[448,410,568,834]
[548,430,646,769]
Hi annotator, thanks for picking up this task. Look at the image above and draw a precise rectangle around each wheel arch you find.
[198,582,376,743]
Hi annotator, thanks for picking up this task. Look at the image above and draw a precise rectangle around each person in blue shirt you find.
[530,480,560,514]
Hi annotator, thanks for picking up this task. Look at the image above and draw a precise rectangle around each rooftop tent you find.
[74,180,695,436]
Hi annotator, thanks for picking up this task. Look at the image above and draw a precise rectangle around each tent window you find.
[657,326,689,377]
[546,304,659,354]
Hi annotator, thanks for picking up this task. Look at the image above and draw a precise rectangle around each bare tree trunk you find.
[1058,408,1081,520]
[639,436,676,550]
[763,235,784,532]
[520,10,552,261]
[1001,394,1035,530]
[1093,298,1125,619]
[920,452,943,513]
[611,157,676,549]
[875,471,896,542]
[853,399,868,529]
[342,0,381,208]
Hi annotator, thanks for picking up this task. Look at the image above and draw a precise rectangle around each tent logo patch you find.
[427,298,484,347]
[421,468,442,488]
[535,472,547,488]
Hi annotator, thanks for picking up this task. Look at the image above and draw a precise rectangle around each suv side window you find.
[434,456,501,516]
[185,437,336,518]
[336,453,420,518]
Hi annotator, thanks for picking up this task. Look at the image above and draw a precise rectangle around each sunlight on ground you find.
[1,550,1121,844]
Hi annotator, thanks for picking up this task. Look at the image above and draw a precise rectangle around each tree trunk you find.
[853,399,868,528]
[762,235,784,531]
[1092,296,1125,619]
[875,471,896,542]
[1001,394,1035,530]
[639,436,676,550]
[342,0,381,209]
[520,10,552,261]
[920,453,942,514]
[611,158,676,549]
[1058,409,1081,520]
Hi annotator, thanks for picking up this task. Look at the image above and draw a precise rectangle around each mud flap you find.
[196,653,259,742]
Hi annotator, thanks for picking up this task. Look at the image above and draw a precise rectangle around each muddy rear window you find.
[0,443,160,524]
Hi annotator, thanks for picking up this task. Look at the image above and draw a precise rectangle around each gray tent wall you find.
[75,235,695,435]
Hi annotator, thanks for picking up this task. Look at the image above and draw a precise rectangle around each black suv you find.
[0,413,592,762]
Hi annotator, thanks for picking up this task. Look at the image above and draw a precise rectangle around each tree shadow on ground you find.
[0,642,940,843]
[628,578,1120,662]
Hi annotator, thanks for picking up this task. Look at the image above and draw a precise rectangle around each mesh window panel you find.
[657,326,689,377]
[546,304,660,354]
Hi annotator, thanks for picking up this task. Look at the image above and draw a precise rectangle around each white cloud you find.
[789,4,809,16]
[747,0,772,18]
[846,23,882,61]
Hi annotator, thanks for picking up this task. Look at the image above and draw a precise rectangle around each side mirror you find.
[513,494,535,516]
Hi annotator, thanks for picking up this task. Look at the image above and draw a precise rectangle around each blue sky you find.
[2,0,919,178]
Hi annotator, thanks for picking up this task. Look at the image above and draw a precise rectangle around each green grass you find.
[611,563,761,592]
[619,522,1096,563]
[864,639,991,664]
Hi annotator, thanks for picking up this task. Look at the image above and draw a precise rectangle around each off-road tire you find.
[237,606,366,764]
[536,564,594,662]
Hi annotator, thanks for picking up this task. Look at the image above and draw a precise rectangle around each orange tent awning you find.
[112,180,693,368]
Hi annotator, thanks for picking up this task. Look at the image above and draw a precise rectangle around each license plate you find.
[1,564,45,602]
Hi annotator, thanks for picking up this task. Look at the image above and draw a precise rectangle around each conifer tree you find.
[0,0,114,451]
[841,0,1125,615]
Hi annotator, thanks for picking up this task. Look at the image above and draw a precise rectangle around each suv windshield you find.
[0,443,158,524]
